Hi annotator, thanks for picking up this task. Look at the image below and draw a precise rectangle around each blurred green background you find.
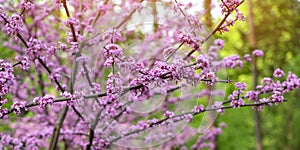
[213,0,300,150]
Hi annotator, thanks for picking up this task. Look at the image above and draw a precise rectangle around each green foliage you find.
[218,108,256,150]
[215,0,300,149]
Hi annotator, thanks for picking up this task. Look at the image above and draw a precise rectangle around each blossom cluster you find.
[15,56,30,70]
[220,0,242,14]
[24,38,47,60]
[222,49,264,69]
[179,33,201,50]
[11,101,27,115]
[20,0,35,11]
[218,0,245,33]
[0,59,15,96]
[0,98,8,118]
[195,54,210,70]
[3,14,24,37]
[33,95,54,108]
[229,82,246,108]
[222,54,243,69]
[194,105,205,113]
[103,44,123,67]
[100,72,124,116]
[60,91,83,106]
[205,66,300,113]
[129,61,182,101]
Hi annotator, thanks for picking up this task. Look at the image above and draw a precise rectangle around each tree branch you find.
[109,99,287,143]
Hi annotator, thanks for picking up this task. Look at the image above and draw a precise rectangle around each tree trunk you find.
[248,0,263,150]
[203,0,213,28]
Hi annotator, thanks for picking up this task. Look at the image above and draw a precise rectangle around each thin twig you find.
[115,0,144,29]
[183,0,245,60]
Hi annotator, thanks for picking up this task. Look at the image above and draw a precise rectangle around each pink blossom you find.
[103,28,123,43]
[194,105,204,113]
[231,98,245,108]
[164,111,175,118]
[103,44,123,67]
[236,11,246,21]
[195,54,210,70]
[244,54,251,62]
[0,59,15,96]
[15,56,30,70]
[33,95,54,108]
[262,77,273,84]
[222,54,243,69]
[20,0,35,11]
[252,49,264,57]
[179,33,201,50]
[235,82,247,90]
[214,39,224,48]
[213,101,224,114]
[273,68,285,78]
[4,14,23,37]
[11,101,27,115]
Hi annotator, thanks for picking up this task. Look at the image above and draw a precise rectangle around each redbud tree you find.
[0,0,299,149]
